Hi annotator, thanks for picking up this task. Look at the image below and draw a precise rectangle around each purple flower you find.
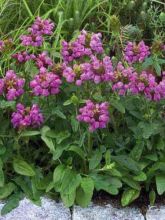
[90,55,113,83]
[61,30,104,63]
[111,62,138,95]
[30,72,62,96]
[12,51,36,63]
[28,17,54,35]
[35,52,53,71]
[0,70,25,101]
[124,41,150,64]
[63,63,93,86]
[77,100,110,132]
[20,34,43,47]
[11,103,44,129]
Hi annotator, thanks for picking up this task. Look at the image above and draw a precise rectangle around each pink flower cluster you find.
[12,51,36,63]
[28,16,54,35]
[63,63,93,86]
[111,62,137,95]
[90,55,113,83]
[20,17,54,47]
[11,103,44,129]
[30,72,61,96]
[111,63,165,101]
[0,70,25,101]
[35,52,53,73]
[62,55,113,85]
[133,71,165,101]
[77,100,110,132]
[124,41,150,64]
[61,30,104,62]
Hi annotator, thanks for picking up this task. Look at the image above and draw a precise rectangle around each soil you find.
[92,190,165,216]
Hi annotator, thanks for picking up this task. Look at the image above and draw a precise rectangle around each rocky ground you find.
[0,197,165,220]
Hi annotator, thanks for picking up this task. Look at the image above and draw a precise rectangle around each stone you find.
[73,204,145,220]
[0,197,71,220]
[146,206,165,220]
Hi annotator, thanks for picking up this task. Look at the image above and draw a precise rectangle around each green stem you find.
[87,132,93,155]
[22,0,34,18]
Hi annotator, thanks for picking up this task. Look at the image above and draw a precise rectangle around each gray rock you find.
[73,204,145,220]
[146,206,165,220]
[0,197,71,220]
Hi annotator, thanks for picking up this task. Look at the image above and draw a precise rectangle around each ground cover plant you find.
[0,0,165,215]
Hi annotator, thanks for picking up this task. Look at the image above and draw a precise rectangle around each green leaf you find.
[61,190,76,207]
[142,57,153,69]
[130,140,144,161]
[105,150,111,165]
[53,164,66,185]
[61,169,81,194]
[0,183,16,199]
[154,61,161,76]
[14,176,33,199]
[68,145,86,160]
[46,130,70,144]
[76,177,94,207]
[133,172,147,181]
[110,99,125,113]
[1,192,23,215]
[89,150,102,170]
[91,174,122,195]
[41,136,55,153]
[122,177,141,190]
[20,131,40,137]
[71,116,79,132]
[121,189,140,206]
[13,159,35,176]
[52,108,66,119]
[156,174,165,195]
[149,190,156,206]
[112,155,141,173]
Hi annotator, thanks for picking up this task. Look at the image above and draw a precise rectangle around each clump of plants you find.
[0,16,164,214]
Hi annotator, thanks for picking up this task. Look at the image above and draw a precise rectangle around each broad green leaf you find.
[0,183,16,199]
[130,141,144,161]
[61,169,81,194]
[61,190,76,207]
[133,172,147,181]
[53,165,66,184]
[91,174,122,195]
[13,159,35,176]
[121,189,140,206]
[14,176,33,199]
[68,145,86,160]
[89,150,102,170]
[1,192,23,215]
[76,177,94,207]
[112,155,141,173]
[156,174,165,195]
[122,177,141,190]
